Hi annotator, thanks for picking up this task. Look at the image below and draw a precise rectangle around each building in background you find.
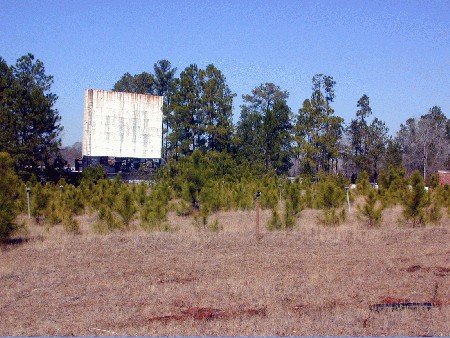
[437,170,450,186]
[79,89,163,179]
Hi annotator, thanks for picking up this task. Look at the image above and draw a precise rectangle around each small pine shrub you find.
[176,199,192,216]
[192,209,209,230]
[319,207,346,227]
[208,218,222,232]
[98,205,107,221]
[380,166,407,206]
[105,209,120,230]
[48,200,63,225]
[356,171,371,195]
[284,199,295,229]
[115,189,137,228]
[358,189,383,227]
[403,171,430,227]
[136,183,147,207]
[267,208,283,230]
[433,184,450,208]
[63,214,80,234]
[426,205,442,225]
[31,183,50,223]
[63,186,85,215]
[314,179,345,210]
[200,182,223,212]
[140,201,168,230]
[261,186,279,210]
[231,180,253,210]
[91,221,108,234]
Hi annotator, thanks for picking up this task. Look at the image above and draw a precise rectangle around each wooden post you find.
[256,191,261,240]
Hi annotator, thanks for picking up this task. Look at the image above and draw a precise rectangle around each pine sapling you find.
[357,189,383,227]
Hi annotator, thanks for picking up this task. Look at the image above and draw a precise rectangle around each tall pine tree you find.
[0,54,63,180]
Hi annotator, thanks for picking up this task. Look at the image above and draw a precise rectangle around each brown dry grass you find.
[1,207,449,336]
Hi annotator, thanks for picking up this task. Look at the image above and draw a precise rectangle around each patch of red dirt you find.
[148,306,266,322]
[157,277,197,284]
[406,265,421,272]
[434,266,450,277]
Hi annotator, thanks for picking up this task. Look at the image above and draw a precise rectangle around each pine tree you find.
[236,83,291,174]
[294,74,343,176]
[0,152,21,242]
[358,189,383,227]
[403,170,429,226]
[0,54,63,180]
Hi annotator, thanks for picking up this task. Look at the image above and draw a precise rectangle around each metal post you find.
[59,185,63,199]
[26,187,31,220]
[345,187,351,213]
[256,191,261,240]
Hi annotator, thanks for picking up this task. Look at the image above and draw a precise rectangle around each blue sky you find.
[1,0,448,146]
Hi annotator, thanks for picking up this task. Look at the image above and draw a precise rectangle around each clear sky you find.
[1,0,448,146]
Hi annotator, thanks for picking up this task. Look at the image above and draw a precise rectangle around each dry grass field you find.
[1,207,449,336]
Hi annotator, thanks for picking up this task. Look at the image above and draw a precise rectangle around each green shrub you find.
[115,188,137,228]
[48,200,63,225]
[208,218,223,232]
[284,199,296,229]
[176,199,192,216]
[0,152,21,242]
[319,207,346,226]
[104,208,120,230]
[30,183,50,223]
[379,166,407,206]
[403,171,429,227]
[267,208,283,230]
[192,209,210,230]
[426,205,442,225]
[314,178,345,210]
[356,171,371,195]
[63,214,80,234]
[357,189,383,227]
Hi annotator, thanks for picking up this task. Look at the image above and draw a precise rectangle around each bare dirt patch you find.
[0,210,449,336]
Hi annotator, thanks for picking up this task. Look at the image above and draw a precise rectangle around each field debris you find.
[403,265,450,276]
[370,297,435,312]
[90,327,121,335]
[148,306,267,322]
[370,302,433,312]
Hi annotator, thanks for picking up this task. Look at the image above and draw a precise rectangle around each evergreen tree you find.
[0,152,21,242]
[154,60,177,160]
[403,170,429,226]
[113,71,156,94]
[347,94,372,175]
[263,100,293,174]
[199,64,235,153]
[236,83,291,174]
[0,54,63,180]
[294,74,343,175]
[168,64,202,156]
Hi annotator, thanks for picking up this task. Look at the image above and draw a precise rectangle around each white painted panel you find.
[82,89,163,158]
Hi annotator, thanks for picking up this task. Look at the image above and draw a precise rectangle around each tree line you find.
[0,53,449,183]
[113,60,450,182]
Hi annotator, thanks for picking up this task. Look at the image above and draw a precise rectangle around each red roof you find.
[438,171,450,185]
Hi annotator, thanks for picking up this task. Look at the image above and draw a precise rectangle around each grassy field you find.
[1,207,449,336]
